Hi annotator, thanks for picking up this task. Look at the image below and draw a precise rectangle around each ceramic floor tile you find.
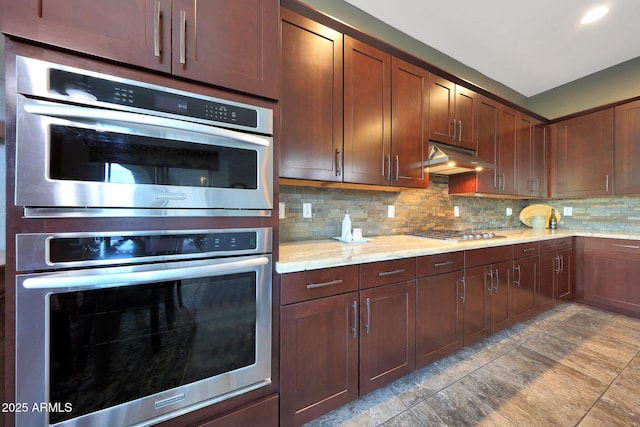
[378,410,426,427]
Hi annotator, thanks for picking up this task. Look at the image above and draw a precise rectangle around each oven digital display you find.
[155,94,189,113]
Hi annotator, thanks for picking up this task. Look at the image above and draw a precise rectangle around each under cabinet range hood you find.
[425,142,495,175]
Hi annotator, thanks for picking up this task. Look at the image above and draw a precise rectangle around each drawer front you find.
[584,237,640,254]
[540,237,573,254]
[360,258,415,289]
[281,265,359,305]
[465,245,513,268]
[417,251,464,277]
[513,241,539,259]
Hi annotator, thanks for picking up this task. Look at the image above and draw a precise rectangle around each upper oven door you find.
[15,97,273,216]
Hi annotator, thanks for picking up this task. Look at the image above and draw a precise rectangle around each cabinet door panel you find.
[280,9,343,181]
[475,96,500,193]
[172,0,279,98]
[499,106,518,195]
[512,257,537,323]
[491,261,512,333]
[538,253,556,311]
[359,281,415,395]
[614,100,640,194]
[428,75,455,144]
[557,249,572,300]
[1,0,172,73]
[391,57,428,188]
[583,250,640,315]
[455,86,477,150]
[343,36,391,185]
[531,122,547,197]
[280,293,358,426]
[416,272,463,368]
[463,266,491,345]
[516,115,533,195]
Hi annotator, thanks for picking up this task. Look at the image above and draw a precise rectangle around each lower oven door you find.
[15,255,272,427]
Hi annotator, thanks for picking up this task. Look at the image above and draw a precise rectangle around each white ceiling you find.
[343,0,640,97]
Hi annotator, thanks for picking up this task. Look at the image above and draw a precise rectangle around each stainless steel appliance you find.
[14,55,273,217]
[412,229,506,242]
[15,227,272,427]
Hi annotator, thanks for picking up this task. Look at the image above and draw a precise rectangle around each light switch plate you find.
[279,202,285,219]
[506,207,513,216]
[563,207,573,216]
[454,206,460,217]
[387,205,395,218]
[303,203,312,218]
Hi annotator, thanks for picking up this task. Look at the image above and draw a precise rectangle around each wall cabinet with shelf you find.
[1,0,279,98]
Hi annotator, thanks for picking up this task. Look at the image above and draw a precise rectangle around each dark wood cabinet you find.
[280,9,343,181]
[390,57,429,188]
[549,108,614,197]
[280,266,359,427]
[581,238,640,318]
[517,115,546,197]
[498,105,518,195]
[428,75,477,150]
[511,244,538,323]
[539,238,573,309]
[1,0,279,98]
[343,36,392,186]
[614,100,640,194]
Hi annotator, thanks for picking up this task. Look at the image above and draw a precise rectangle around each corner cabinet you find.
[548,108,614,197]
[1,0,279,98]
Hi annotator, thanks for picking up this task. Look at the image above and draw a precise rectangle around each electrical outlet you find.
[563,207,573,216]
[387,205,395,218]
[302,203,312,218]
[454,206,460,217]
[279,202,285,219]
[506,207,513,216]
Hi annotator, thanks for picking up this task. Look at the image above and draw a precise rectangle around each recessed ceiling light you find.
[581,6,609,24]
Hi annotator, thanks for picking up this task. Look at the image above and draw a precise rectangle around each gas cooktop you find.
[412,230,506,242]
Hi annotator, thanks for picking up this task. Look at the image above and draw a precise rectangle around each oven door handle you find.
[23,102,271,147]
[22,256,270,290]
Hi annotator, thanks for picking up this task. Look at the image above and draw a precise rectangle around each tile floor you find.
[303,302,640,426]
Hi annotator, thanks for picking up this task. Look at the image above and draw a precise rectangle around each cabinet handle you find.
[306,279,343,289]
[609,243,640,250]
[179,10,187,65]
[560,255,564,273]
[458,277,466,302]
[154,0,161,57]
[553,255,560,273]
[501,173,506,191]
[378,268,405,277]
[335,149,342,177]
[458,120,463,142]
[534,178,539,195]
[434,260,454,268]
[395,155,399,181]
[513,264,521,287]
[364,297,371,334]
[452,118,457,141]
[523,247,536,253]
[605,174,610,192]
[351,301,358,338]
[385,154,391,180]
[494,269,500,293]
[486,270,494,294]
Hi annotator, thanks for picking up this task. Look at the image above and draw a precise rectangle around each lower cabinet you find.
[512,243,538,323]
[539,238,573,312]
[416,251,464,368]
[581,237,640,317]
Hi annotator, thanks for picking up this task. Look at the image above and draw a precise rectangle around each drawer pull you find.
[434,261,455,268]
[306,279,343,289]
[378,269,405,277]
[609,243,640,250]
[523,247,536,252]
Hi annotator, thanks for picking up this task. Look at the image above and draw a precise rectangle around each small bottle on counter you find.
[549,209,558,230]
[341,210,352,241]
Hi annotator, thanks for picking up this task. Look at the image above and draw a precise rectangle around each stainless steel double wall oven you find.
[12,56,275,426]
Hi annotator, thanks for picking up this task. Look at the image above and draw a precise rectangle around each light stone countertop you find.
[277,228,640,274]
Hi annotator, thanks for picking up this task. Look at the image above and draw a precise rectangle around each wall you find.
[279,176,528,242]
[541,196,640,232]
[298,0,640,120]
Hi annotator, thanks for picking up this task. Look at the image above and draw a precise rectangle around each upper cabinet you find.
[614,100,640,194]
[280,9,343,181]
[428,75,477,150]
[1,0,279,98]
[549,109,614,197]
[516,114,546,197]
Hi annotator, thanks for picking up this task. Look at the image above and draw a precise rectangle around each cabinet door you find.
[280,9,343,181]
[475,95,500,193]
[512,256,537,323]
[359,280,415,395]
[172,0,279,98]
[550,108,614,197]
[516,114,533,196]
[343,36,392,185]
[557,248,572,300]
[499,106,518,195]
[538,252,556,312]
[462,266,491,346]
[454,86,477,150]
[490,261,512,333]
[614,100,640,194]
[280,293,359,427]
[428,74,455,145]
[416,272,463,368]
[390,57,429,188]
[1,0,172,73]
[531,121,547,198]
